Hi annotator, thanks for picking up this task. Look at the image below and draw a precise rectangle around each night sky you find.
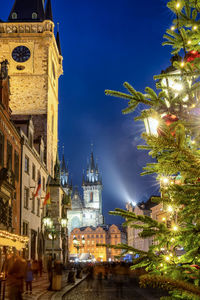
[2,0,174,224]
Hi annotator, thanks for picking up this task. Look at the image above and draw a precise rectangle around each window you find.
[7,142,12,171]
[91,235,94,238]
[90,192,93,203]
[90,214,93,219]
[24,187,29,209]
[32,164,36,180]
[23,222,28,236]
[100,234,103,238]
[92,241,94,245]
[24,156,29,174]
[96,235,99,238]
[32,197,35,214]
[87,241,90,245]
[37,199,40,216]
[14,151,19,182]
[43,177,45,191]
[115,235,118,238]
[0,131,4,167]
[32,12,37,19]
[87,235,90,238]
[12,12,17,19]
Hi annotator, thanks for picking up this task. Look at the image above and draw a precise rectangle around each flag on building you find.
[34,177,41,197]
[43,185,50,206]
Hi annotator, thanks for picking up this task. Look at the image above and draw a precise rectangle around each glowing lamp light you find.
[162,217,166,221]
[144,117,159,135]
[132,201,137,207]
[176,2,181,9]
[160,263,163,267]
[172,82,183,92]
[180,62,185,68]
[173,225,178,231]
[167,206,173,213]
[193,25,198,30]
[161,177,169,185]
[187,40,192,45]
[171,26,175,31]
[165,256,170,262]
[61,218,67,228]
[43,217,53,228]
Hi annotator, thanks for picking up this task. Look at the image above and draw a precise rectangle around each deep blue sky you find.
[2,0,173,224]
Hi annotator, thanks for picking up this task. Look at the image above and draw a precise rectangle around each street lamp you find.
[144,117,159,135]
[73,236,85,257]
[43,216,68,262]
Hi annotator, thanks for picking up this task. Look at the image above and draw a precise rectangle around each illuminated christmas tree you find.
[105,1,200,299]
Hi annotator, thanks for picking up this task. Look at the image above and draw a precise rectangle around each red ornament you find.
[157,114,179,136]
[186,51,200,63]
[190,264,200,270]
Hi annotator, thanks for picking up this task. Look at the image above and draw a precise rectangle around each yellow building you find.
[0,0,63,175]
[69,225,127,262]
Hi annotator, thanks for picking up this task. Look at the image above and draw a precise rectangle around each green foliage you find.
[105,0,200,299]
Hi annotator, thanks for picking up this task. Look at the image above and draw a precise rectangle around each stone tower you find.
[82,150,103,225]
[0,0,63,174]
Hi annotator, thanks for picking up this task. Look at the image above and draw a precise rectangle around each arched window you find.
[12,12,17,20]
[90,192,93,202]
[32,12,37,20]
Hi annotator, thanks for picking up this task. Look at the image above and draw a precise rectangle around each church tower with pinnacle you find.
[0,0,63,175]
[82,149,103,226]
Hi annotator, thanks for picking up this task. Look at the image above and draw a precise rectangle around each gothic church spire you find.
[45,0,53,21]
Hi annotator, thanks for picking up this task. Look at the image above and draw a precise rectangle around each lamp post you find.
[73,236,85,258]
[43,216,68,262]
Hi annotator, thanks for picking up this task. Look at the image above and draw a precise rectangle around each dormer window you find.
[32,12,37,20]
[12,12,17,20]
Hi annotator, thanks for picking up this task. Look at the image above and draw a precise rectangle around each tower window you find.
[90,192,93,203]
[12,12,17,19]
[32,12,38,20]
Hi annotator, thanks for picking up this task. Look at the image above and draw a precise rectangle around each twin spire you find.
[8,0,53,22]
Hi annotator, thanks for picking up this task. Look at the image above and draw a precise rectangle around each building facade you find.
[126,198,157,252]
[67,150,104,234]
[13,116,48,260]
[0,60,21,235]
[0,0,63,175]
[69,224,127,262]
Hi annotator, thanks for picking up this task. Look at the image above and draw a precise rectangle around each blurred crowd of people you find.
[1,253,43,300]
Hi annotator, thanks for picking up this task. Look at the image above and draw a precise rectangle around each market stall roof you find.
[0,230,29,251]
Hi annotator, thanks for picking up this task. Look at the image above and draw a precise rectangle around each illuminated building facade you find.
[0,0,63,175]
[13,117,48,260]
[67,150,104,234]
[69,224,127,262]
[0,60,21,235]
[126,198,157,252]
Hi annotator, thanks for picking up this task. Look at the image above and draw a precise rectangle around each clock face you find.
[12,46,31,63]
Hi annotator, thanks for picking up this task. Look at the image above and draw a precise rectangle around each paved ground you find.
[64,277,166,300]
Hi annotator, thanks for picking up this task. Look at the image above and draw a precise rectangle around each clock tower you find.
[0,0,63,174]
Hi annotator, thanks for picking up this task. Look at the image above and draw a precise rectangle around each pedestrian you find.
[32,259,39,280]
[86,265,94,291]
[96,270,103,296]
[25,260,33,295]
[38,258,43,277]
[7,254,26,300]
[47,255,53,290]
